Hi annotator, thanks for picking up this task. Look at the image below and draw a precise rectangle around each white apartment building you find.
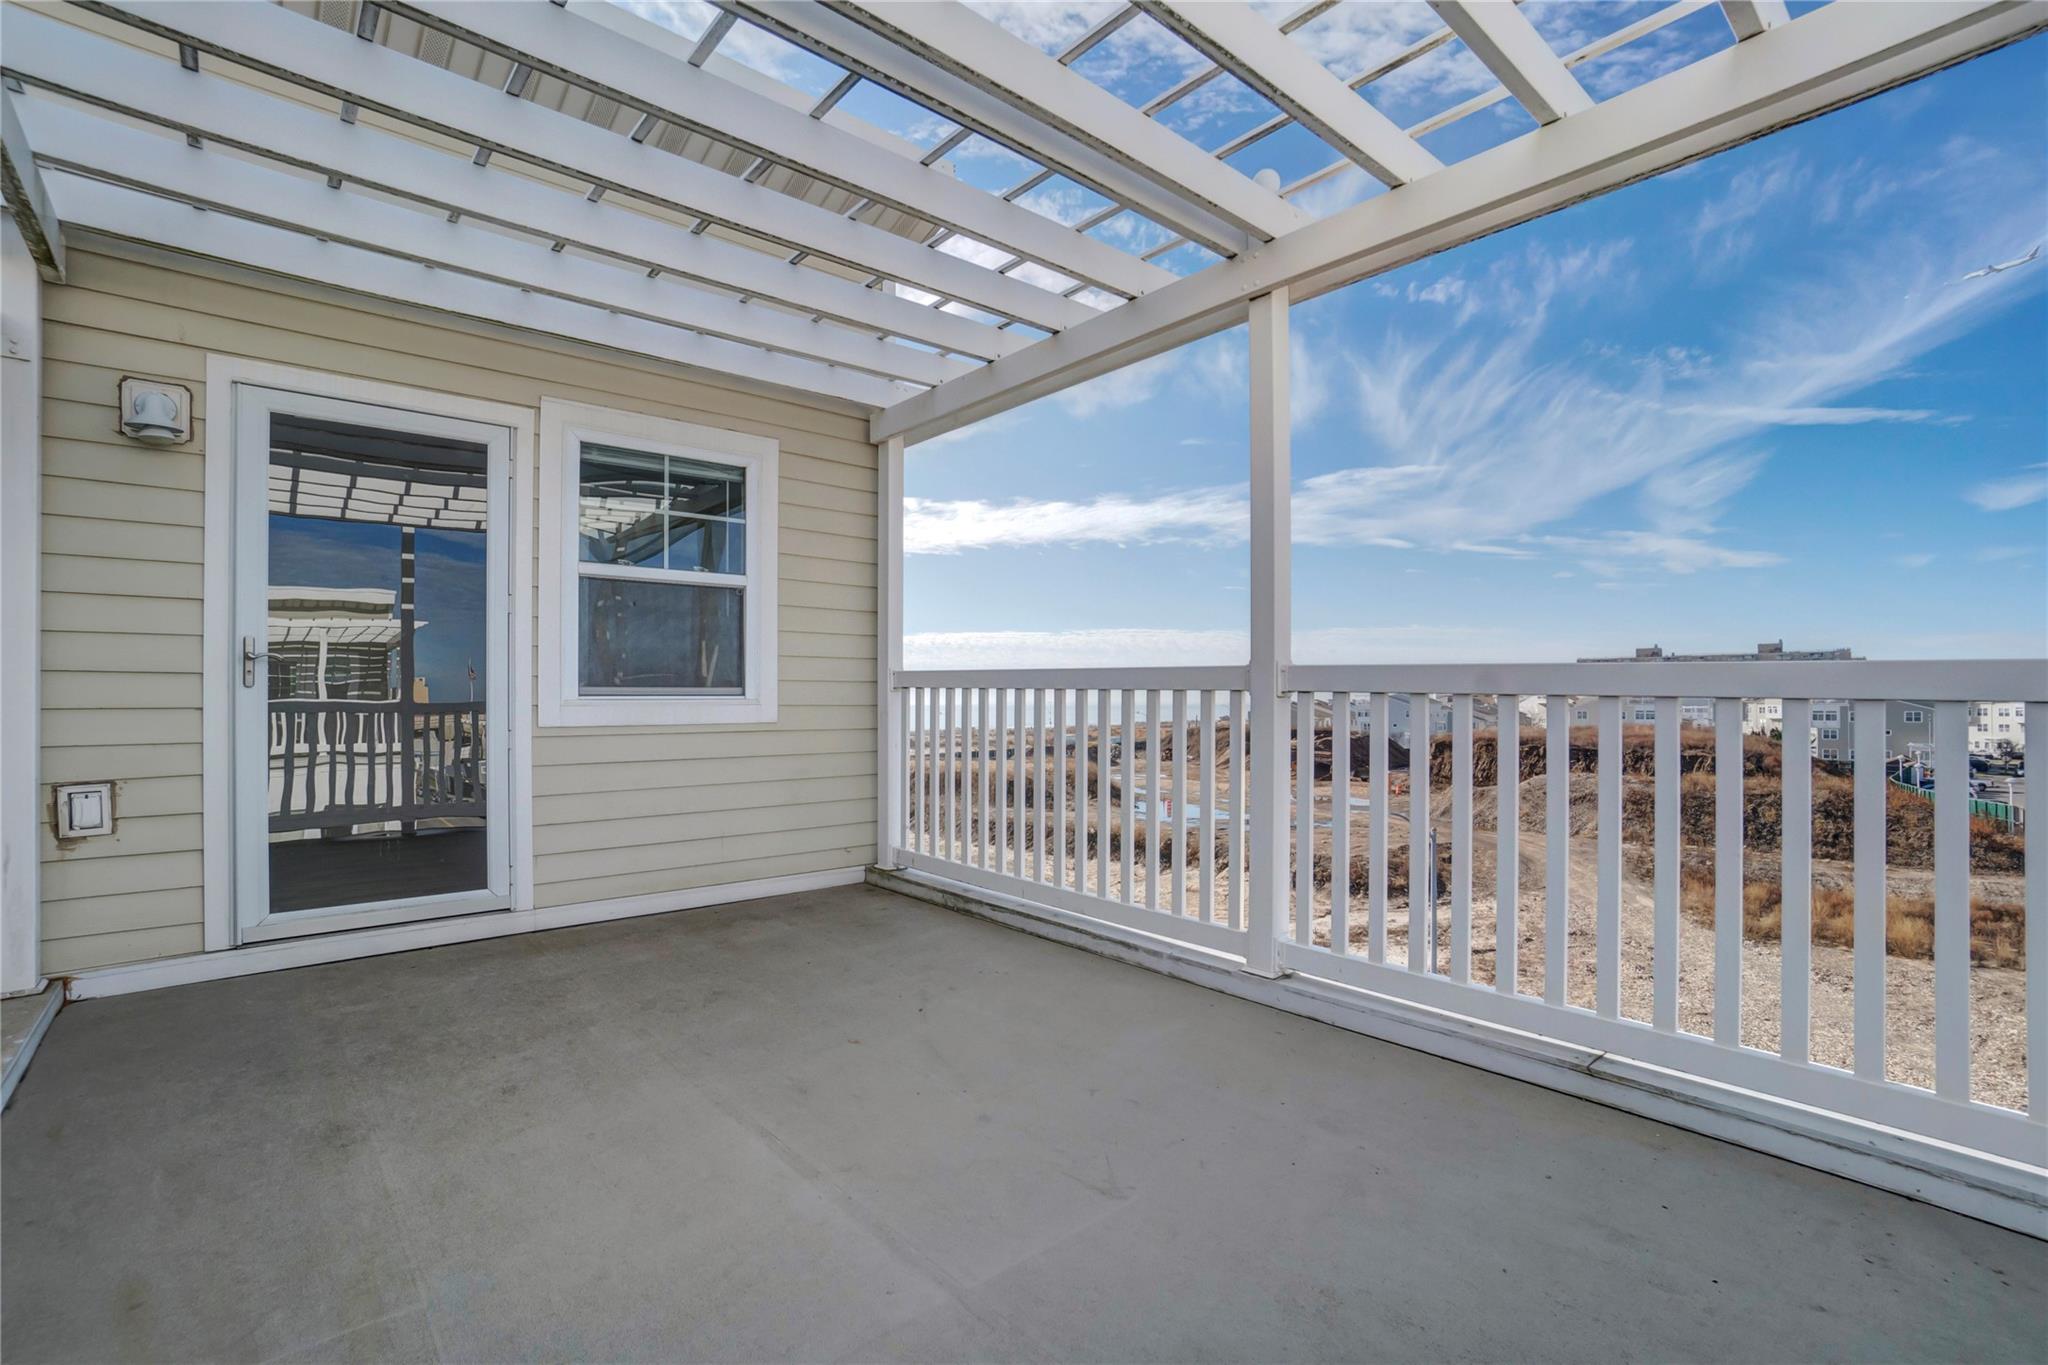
[1970,702,2026,755]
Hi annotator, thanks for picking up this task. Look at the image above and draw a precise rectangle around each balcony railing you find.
[889,661,2045,1178]
[269,698,485,832]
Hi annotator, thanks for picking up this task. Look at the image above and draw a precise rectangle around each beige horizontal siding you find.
[40,247,879,974]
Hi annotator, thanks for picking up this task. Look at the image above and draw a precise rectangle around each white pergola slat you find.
[873,0,2048,441]
[1722,1,1792,42]
[394,0,1168,299]
[1,5,1022,362]
[1134,2,1442,188]
[44,171,909,409]
[15,97,964,387]
[822,0,1310,245]
[718,0,1252,261]
[76,0,1093,333]
[1426,1,1593,126]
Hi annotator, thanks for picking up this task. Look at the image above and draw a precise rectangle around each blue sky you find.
[271,520,488,701]
[622,1,2047,666]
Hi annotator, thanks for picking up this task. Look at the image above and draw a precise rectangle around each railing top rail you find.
[270,698,484,713]
[1281,659,2048,703]
[894,666,1253,692]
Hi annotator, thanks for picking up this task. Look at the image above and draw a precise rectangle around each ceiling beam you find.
[393,0,1166,299]
[823,0,1309,245]
[1135,1,1442,187]
[73,0,1092,333]
[0,91,62,282]
[16,98,955,388]
[0,4,1021,363]
[718,0,1252,260]
[47,173,905,408]
[873,0,2048,443]
[1721,1,1792,41]
[1427,1,1592,125]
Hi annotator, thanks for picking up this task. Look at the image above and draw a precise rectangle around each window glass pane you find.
[665,455,746,521]
[578,445,667,566]
[579,577,743,692]
[663,515,744,574]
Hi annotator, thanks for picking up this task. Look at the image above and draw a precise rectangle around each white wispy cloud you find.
[1663,405,1951,426]
[904,486,1245,554]
[1895,552,1937,569]
[910,132,2045,585]
[1964,463,2048,512]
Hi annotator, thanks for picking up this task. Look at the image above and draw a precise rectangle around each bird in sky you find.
[1961,244,2041,280]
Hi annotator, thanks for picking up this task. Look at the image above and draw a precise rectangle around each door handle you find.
[242,635,269,688]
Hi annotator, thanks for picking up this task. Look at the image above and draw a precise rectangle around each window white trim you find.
[539,398,778,727]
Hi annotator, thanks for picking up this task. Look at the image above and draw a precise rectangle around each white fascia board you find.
[725,0,1252,261]
[1137,2,1442,188]
[0,92,63,282]
[1426,1,1593,125]
[77,0,1089,333]
[0,6,1019,361]
[16,98,958,388]
[826,0,1309,244]
[0,6,1019,362]
[398,0,1165,300]
[45,172,907,410]
[1721,1,1792,41]
[873,0,2048,442]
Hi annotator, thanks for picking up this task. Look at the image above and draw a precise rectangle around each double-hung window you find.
[539,400,777,726]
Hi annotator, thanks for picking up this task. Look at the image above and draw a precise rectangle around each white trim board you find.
[1,214,43,998]
[203,356,538,952]
[65,866,866,1001]
[871,867,2048,1240]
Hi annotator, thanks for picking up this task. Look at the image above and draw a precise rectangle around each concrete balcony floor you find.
[3,883,2042,1363]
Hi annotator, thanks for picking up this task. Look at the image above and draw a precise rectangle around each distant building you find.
[1576,641,1860,664]
[1970,702,2026,756]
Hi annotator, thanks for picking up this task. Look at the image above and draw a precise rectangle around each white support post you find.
[1245,287,1291,979]
[874,436,905,870]
[0,214,43,996]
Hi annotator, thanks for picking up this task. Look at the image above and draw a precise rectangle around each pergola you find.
[3,0,2041,439]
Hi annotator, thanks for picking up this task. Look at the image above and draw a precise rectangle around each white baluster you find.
[1714,697,1744,1046]
[1596,695,1620,1018]
[1934,699,1969,1098]
[1653,700,1679,1031]
[1545,696,1569,1004]
[1331,690,1351,954]
[1853,698,1887,1080]
[1497,694,1521,995]
[1782,698,1813,1064]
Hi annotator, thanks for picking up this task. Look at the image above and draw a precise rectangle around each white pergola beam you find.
[78,0,1092,333]
[1136,2,1442,188]
[824,0,1310,245]
[874,0,2048,442]
[46,172,906,409]
[721,0,1252,260]
[0,92,62,282]
[1427,1,1593,125]
[395,0,1165,299]
[17,100,948,390]
[0,5,1018,363]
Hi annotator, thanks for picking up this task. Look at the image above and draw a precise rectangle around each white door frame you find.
[203,358,535,951]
